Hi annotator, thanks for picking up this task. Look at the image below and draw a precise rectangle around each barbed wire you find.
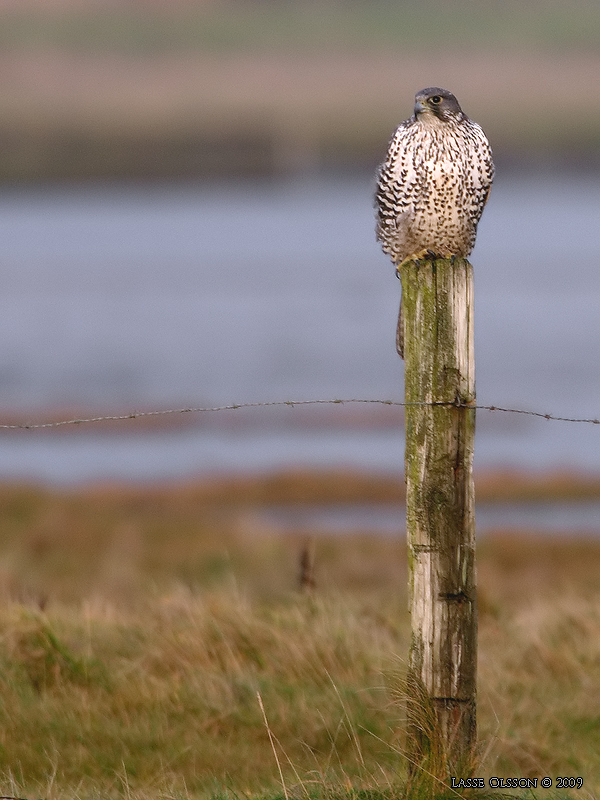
[0,398,598,431]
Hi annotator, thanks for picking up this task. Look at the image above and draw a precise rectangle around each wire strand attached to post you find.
[0,398,598,431]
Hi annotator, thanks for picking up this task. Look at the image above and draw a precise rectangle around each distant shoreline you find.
[0,466,598,504]
[0,48,597,181]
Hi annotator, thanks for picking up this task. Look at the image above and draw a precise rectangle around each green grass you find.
[0,478,597,798]
[0,0,597,181]
[0,594,404,797]
[0,2,598,180]
[0,588,596,799]
[0,0,598,55]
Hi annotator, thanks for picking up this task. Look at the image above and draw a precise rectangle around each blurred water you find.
[260,502,600,537]
[0,172,598,484]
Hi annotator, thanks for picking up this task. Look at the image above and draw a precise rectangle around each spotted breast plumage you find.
[375,87,494,356]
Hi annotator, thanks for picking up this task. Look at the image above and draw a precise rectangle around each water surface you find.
[0,173,598,486]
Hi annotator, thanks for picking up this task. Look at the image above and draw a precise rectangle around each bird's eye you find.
[430,95,442,104]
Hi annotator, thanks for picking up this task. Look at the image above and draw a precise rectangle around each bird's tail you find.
[396,295,404,359]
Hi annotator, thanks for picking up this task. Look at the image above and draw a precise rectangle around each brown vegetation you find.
[0,474,598,797]
[0,469,598,604]
[0,0,598,179]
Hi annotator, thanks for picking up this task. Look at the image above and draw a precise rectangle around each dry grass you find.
[0,593,407,798]
[0,1,597,180]
[0,476,597,798]
[0,1,598,179]
[0,476,410,604]
[1,469,598,604]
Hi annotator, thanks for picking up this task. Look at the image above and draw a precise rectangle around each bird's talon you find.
[411,249,440,264]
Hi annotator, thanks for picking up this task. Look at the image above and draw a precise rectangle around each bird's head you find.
[414,88,464,123]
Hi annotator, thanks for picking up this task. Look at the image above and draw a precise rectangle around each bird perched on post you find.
[375,87,494,357]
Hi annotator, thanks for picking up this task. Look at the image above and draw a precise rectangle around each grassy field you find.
[0,1,598,54]
[0,0,598,179]
[0,473,598,798]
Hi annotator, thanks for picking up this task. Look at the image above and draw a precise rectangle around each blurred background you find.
[0,0,599,537]
[0,7,598,790]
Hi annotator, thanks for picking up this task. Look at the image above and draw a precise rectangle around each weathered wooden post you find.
[400,256,477,779]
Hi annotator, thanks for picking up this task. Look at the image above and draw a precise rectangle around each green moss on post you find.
[400,257,477,779]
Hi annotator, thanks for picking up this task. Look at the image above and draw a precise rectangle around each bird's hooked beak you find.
[414,98,426,116]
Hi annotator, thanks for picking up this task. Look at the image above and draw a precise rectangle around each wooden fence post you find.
[399,256,477,779]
